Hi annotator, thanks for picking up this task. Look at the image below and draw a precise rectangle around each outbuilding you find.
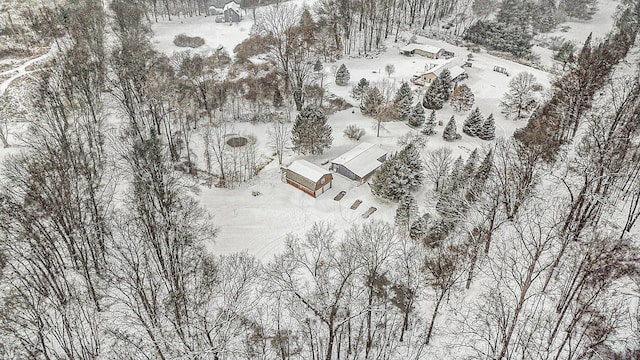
[400,44,445,59]
[331,143,388,184]
[283,160,333,198]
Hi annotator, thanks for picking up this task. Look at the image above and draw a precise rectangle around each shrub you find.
[344,125,366,140]
[174,34,205,48]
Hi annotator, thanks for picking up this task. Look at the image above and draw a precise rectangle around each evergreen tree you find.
[442,116,457,141]
[422,110,436,135]
[466,150,493,201]
[395,194,418,232]
[462,107,484,137]
[361,86,384,116]
[400,142,425,188]
[478,113,496,140]
[335,63,350,86]
[438,69,453,101]
[447,156,464,191]
[450,84,475,112]
[371,143,424,201]
[462,148,479,182]
[394,81,414,121]
[273,88,283,108]
[351,78,370,100]
[423,77,445,110]
[560,0,597,20]
[409,102,425,128]
[370,152,407,201]
[291,105,333,155]
[410,213,431,241]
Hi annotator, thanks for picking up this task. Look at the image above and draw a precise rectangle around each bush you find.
[344,125,366,140]
[174,34,205,48]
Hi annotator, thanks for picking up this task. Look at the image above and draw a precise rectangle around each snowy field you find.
[0,0,620,260]
[148,0,618,259]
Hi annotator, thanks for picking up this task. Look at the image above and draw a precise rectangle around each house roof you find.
[224,1,242,13]
[332,143,388,178]
[287,160,331,183]
[401,44,442,54]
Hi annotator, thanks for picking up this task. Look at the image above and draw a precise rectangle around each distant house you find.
[283,160,333,198]
[331,143,388,184]
[400,44,447,59]
[412,62,467,86]
[208,0,243,22]
[224,1,243,22]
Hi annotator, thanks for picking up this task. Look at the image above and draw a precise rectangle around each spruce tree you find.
[291,105,333,155]
[462,107,484,137]
[410,213,431,241]
[409,102,425,128]
[447,156,464,191]
[450,84,475,112]
[371,153,407,201]
[478,113,496,140]
[400,142,424,188]
[395,194,418,232]
[423,77,445,110]
[394,82,414,121]
[361,86,384,116]
[442,116,457,141]
[335,64,350,86]
[438,68,453,101]
[422,109,436,135]
[351,78,370,100]
[462,148,479,182]
[466,150,493,201]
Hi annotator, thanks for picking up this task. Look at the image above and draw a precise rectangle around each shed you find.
[331,143,388,184]
[283,160,333,198]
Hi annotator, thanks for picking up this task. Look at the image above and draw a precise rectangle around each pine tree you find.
[291,105,333,155]
[395,194,418,232]
[462,107,484,137]
[466,150,493,201]
[335,64,350,86]
[400,142,424,188]
[447,156,464,191]
[351,78,370,100]
[438,68,453,101]
[423,77,445,110]
[422,110,436,135]
[442,116,457,141]
[371,153,407,201]
[560,0,597,20]
[273,88,283,108]
[361,86,384,116]
[409,102,425,128]
[410,213,431,241]
[450,84,475,112]
[478,113,496,140]
[394,82,414,121]
[371,143,424,201]
[462,148,479,182]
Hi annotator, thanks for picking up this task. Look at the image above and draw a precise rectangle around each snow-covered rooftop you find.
[401,44,442,54]
[286,160,330,182]
[332,143,388,178]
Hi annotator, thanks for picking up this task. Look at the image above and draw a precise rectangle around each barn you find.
[400,44,445,59]
[283,160,333,198]
[223,1,243,22]
[331,143,388,184]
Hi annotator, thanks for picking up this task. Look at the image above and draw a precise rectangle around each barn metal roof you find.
[332,143,387,179]
[287,160,330,183]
